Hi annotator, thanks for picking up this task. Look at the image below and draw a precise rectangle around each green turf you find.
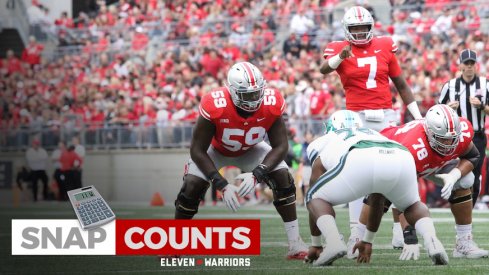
[2,203,489,274]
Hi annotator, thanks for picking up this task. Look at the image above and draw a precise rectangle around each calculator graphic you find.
[68,186,116,230]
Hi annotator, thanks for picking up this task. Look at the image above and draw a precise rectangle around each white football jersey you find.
[306,128,402,171]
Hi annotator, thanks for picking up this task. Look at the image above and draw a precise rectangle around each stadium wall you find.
[0,150,190,204]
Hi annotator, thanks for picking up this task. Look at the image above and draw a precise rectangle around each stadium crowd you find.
[3,0,489,203]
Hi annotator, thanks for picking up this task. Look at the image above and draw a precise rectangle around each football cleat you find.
[287,238,309,260]
[424,236,449,265]
[453,234,489,259]
[312,240,347,266]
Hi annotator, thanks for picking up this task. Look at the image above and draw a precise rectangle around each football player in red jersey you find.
[319,6,423,257]
[174,62,308,259]
[358,104,488,260]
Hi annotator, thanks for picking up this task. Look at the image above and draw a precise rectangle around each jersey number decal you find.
[357,56,378,89]
[263,89,276,106]
[459,121,471,142]
[394,120,418,135]
[412,138,428,160]
[222,127,266,152]
[212,90,227,108]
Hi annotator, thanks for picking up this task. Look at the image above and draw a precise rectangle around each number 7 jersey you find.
[199,87,286,157]
[380,118,474,177]
[323,37,401,111]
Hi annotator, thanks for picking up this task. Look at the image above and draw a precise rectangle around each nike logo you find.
[374,50,382,53]
[257,118,266,122]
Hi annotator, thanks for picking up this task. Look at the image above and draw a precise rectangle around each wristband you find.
[362,229,376,244]
[207,171,228,190]
[311,235,322,247]
[328,54,344,70]
[407,101,422,120]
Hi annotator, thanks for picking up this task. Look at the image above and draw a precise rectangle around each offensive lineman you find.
[174,61,308,259]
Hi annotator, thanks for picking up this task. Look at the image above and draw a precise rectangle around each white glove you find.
[236,173,257,197]
[222,184,240,212]
[435,168,462,200]
[399,243,420,261]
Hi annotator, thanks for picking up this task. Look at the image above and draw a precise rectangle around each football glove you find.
[399,225,420,261]
[236,172,257,197]
[222,184,240,212]
[435,168,461,200]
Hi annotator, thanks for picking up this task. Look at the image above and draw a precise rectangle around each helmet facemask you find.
[229,83,265,112]
[345,24,373,45]
[424,104,461,156]
[425,126,460,156]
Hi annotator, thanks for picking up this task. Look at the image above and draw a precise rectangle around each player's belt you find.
[350,140,408,151]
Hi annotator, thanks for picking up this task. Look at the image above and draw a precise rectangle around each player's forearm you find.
[319,60,335,75]
[260,144,288,171]
[365,193,385,232]
[190,148,219,179]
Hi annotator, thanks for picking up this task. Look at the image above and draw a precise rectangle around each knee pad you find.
[174,191,201,217]
[458,172,475,189]
[448,193,472,205]
[272,173,296,207]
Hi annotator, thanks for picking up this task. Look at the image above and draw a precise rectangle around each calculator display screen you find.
[74,191,95,201]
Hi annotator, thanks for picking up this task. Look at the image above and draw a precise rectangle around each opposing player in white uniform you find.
[304,110,448,266]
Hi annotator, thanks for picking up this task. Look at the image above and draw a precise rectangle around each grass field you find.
[2,202,489,274]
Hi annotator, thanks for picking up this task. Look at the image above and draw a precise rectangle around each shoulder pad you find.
[199,90,228,120]
[265,88,286,116]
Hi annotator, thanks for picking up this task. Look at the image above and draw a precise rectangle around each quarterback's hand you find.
[399,243,420,261]
[353,241,372,263]
[222,184,240,212]
[435,168,461,200]
[304,246,323,263]
[339,44,353,59]
[236,173,257,197]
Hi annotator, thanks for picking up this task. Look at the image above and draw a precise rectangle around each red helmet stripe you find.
[356,7,363,22]
[440,105,454,133]
[241,62,256,86]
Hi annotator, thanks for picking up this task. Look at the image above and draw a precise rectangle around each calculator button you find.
[99,215,106,220]
[82,216,89,221]
[91,217,99,223]
[89,214,97,219]
[83,220,90,226]
[97,212,104,217]
[104,211,113,217]
[101,206,108,210]
[80,212,88,217]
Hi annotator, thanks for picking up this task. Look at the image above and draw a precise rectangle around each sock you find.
[414,217,437,242]
[348,197,363,230]
[284,219,300,242]
[317,215,342,244]
[455,224,472,239]
[393,222,402,233]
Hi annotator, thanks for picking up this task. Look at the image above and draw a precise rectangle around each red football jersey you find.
[381,118,474,177]
[323,37,402,111]
[199,87,286,157]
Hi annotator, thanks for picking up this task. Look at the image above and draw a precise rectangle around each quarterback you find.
[304,110,447,266]
[320,6,423,255]
[174,61,308,259]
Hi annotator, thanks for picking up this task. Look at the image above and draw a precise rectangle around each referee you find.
[439,49,489,206]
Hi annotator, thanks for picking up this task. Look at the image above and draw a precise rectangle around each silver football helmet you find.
[325,110,363,134]
[226,62,266,112]
[424,104,461,156]
[342,6,374,45]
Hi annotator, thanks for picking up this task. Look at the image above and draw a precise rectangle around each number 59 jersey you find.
[380,118,474,177]
[199,87,286,157]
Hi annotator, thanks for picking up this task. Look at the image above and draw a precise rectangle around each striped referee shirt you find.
[438,76,489,132]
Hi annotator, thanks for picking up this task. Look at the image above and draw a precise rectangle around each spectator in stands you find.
[289,8,315,35]
[51,141,67,200]
[21,36,44,67]
[25,139,48,201]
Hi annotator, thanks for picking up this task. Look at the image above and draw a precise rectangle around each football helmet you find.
[227,62,266,112]
[424,104,461,156]
[342,6,374,45]
[325,110,363,134]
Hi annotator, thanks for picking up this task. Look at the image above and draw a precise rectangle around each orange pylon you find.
[150,192,165,206]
